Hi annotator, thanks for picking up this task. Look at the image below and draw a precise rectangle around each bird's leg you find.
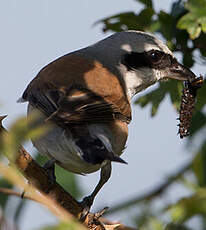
[43,158,56,192]
[80,162,111,220]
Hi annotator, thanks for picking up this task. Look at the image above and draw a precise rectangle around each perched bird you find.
[20,30,196,216]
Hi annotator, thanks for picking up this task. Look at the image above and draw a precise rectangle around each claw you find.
[80,195,94,221]
[94,206,109,219]
[80,196,109,221]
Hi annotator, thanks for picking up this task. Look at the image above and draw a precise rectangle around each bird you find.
[19,30,196,217]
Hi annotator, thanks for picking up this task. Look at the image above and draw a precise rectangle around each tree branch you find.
[0,187,39,202]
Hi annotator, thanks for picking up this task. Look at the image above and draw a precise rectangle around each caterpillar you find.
[178,75,203,139]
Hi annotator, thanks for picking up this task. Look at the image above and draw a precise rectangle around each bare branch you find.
[0,187,35,201]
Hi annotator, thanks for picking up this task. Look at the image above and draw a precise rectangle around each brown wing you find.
[23,54,131,125]
[27,87,121,124]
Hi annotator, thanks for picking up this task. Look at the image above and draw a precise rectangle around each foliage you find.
[36,222,81,230]
[98,0,206,229]
[177,0,206,39]
[36,154,82,198]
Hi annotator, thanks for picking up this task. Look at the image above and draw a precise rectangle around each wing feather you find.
[22,54,131,125]
[26,86,120,125]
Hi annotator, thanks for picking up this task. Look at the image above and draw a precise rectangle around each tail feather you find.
[75,135,127,165]
[108,153,127,164]
[17,97,26,103]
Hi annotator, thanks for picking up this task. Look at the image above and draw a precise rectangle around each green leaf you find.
[135,84,165,117]
[193,33,206,57]
[177,0,206,39]
[185,0,206,15]
[165,223,192,230]
[56,165,82,198]
[0,115,50,163]
[177,14,196,30]
[137,8,155,29]
[149,218,164,230]
[169,189,206,224]
[36,154,82,198]
[36,221,83,230]
[158,11,175,41]
[192,141,206,187]
[98,12,138,32]
[135,80,183,117]
[190,112,206,137]
[182,51,194,67]
[168,80,183,110]
[194,78,206,111]
[97,8,154,33]
[0,178,13,209]
[148,20,161,32]
[199,17,206,32]
[188,25,201,40]
[135,0,153,8]
[177,14,200,39]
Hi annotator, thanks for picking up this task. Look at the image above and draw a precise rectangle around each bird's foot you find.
[80,196,109,222]
[93,206,109,219]
[43,158,56,193]
[80,195,94,221]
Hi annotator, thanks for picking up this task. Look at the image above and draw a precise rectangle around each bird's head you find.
[86,30,196,100]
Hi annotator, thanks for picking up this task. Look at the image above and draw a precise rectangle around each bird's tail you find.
[107,153,127,164]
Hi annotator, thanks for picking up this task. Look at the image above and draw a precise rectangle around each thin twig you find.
[106,161,191,215]
[0,187,35,201]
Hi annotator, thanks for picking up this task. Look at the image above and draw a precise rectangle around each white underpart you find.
[34,124,114,174]
[118,63,157,100]
[30,123,102,174]
[27,104,102,174]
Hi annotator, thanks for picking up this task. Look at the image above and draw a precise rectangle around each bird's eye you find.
[148,50,163,63]
[151,52,158,60]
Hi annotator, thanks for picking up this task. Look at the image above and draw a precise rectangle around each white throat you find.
[119,65,157,100]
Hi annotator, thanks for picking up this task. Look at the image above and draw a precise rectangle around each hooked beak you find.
[165,62,196,82]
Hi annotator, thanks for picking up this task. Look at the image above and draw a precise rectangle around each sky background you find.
[0,0,203,229]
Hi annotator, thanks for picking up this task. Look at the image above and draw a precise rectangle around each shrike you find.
[20,30,196,215]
